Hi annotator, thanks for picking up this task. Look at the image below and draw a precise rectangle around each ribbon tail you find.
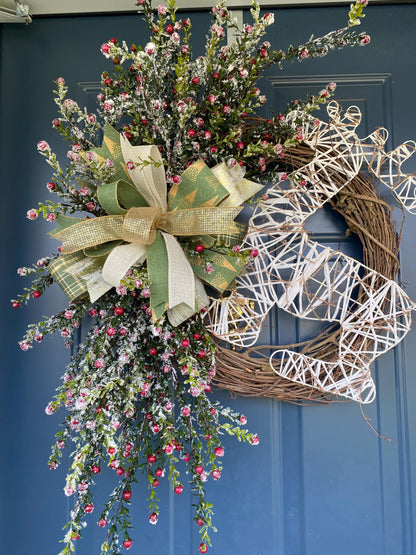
[66,256,112,303]
[211,162,264,207]
[160,231,195,311]
[189,250,246,293]
[147,231,205,324]
[167,277,209,327]
[48,253,89,302]
[102,243,147,287]
[147,231,169,321]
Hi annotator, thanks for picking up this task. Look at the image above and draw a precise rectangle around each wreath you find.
[13,0,416,553]
[212,103,415,404]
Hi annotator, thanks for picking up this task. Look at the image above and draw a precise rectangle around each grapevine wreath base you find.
[211,103,416,404]
[212,169,401,404]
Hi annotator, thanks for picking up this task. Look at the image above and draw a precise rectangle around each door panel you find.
[258,6,416,555]
[1,5,415,555]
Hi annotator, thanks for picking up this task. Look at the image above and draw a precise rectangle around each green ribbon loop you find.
[97,179,148,215]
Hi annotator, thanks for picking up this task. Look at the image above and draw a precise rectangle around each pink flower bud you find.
[37,141,50,152]
[26,209,38,220]
[145,42,156,55]
[100,43,111,55]
[181,406,191,417]
[250,435,260,446]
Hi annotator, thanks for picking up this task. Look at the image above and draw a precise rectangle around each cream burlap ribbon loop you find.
[120,136,168,212]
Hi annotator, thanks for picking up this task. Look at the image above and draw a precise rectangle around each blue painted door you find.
[1,4,415,554]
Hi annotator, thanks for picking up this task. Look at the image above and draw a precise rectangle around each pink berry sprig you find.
[37,143,105,218]
[280,24,370,67]
[53,77,101,150]
[348,0,368,26]
[12,256,55,308]
[12,270,54,308]
[98,410,153,553]
[263,0,369,71]
[18,298,86,351]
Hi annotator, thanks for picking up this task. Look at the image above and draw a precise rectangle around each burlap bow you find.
[49,125,263,325]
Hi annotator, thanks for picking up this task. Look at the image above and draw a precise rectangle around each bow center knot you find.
[122,206,162,245]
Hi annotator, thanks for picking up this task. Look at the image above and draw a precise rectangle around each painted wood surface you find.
[1,4,415,554]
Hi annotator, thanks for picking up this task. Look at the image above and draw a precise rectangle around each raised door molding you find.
[6,0,400,16]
